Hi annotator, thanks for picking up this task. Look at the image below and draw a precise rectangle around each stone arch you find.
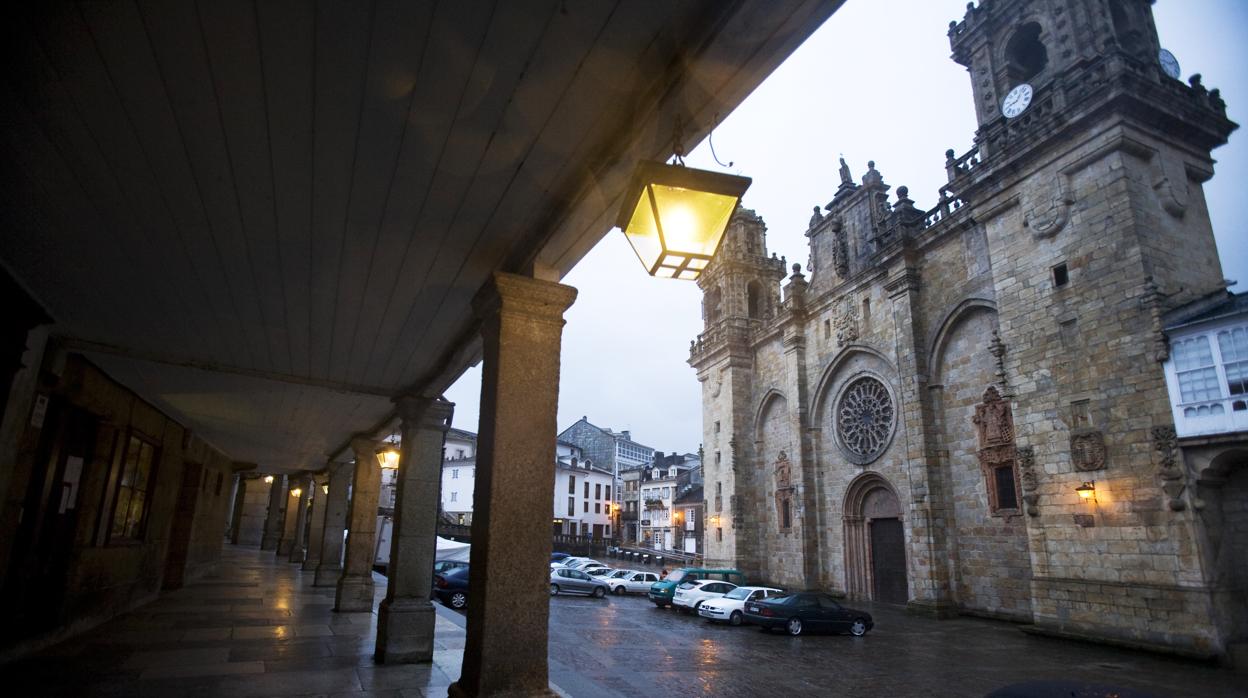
[842,472,908,604]
[747,280,763,319]
[810,344,897,425]
[753,388,787,441]
[927,297,997,385]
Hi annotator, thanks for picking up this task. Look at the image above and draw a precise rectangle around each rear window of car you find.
[667,570,689,583]
[724,587,751,600]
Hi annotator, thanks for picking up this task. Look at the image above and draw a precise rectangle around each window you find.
[584,482,589,498]
[109,435,157,542]
[451,491,458,502]
[716,527,723,542]
[781,498,792,530]
[1005,22,1048,82]
[583,501,589,513]
[714,421,721,434]
[568,497,575,517]
[685,508,695,531]
[605,485,611,500]
[569,475,575,495]
[452,468,459,479]
[605,525,610,537]
[595,502,601,514]
[994,466,1018,510]
[1174,336,1221,404]
[595,483,601,500]
[1218,328,1248,400]
[1052,262,1069,288]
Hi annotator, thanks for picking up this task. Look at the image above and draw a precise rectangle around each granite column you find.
[260,475,285,551]
[303,473,330,571]
[314,462,352,586]
[335,438,381,612]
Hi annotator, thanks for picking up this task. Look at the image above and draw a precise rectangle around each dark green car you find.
[648,568,746,607]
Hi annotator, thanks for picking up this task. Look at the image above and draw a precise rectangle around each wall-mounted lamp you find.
[321,484,329,495]
[263,475,274,484]
[290,487,303,499]
[1076,481,1096,501]
[709,515,721,526]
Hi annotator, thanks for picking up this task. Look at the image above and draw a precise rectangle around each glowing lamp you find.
[321,484,329,495]
[616,161,751,280]
[1076,481,1096,500]
[376,444,400,470]
[290,487,303,498]
[263,475,274,484]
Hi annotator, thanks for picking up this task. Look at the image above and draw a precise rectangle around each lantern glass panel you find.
[650,183,737,259]
[622,188,663,272]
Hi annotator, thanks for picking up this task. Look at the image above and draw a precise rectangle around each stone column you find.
[260,475,285,550]
[376,396,454,663]
[277,477,300,557]
[314,462,352,586]
[303,473,330,571]
[450,272,576,698]
[335,438,381,612]
[288,475,312,563]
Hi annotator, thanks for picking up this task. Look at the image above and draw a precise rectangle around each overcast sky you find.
[445,0,1248,455]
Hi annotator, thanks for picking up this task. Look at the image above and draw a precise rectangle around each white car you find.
[673,579,738,613]
[698,586,785,626]
[607,570,661,595]
[568,559,603,570]
[551,556,590,570]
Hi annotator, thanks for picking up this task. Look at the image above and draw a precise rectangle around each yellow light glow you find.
[321,484,329,495]
[1076,481,1096,499]
[290,487,303,498]
[263,475,274,484]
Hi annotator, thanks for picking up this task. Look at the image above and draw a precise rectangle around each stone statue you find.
[838,155,852,185]
[809,205,824,229]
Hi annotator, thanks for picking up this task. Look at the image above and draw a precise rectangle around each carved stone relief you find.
[834,297,859,347]
[974,386,1021,513]
[773,451,796,532]
[830,218,849,278]
[1152,425,1185,511]
[1017,445,1039,516]
[1070,429,1107,472]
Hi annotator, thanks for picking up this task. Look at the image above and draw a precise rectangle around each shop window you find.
[108,435,158,543]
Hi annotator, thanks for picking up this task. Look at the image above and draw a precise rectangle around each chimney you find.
[621,430,631,440]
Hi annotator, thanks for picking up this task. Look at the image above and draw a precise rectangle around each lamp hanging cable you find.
[708,113,733,168]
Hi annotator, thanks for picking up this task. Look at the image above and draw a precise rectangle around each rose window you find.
[836,377,895,464]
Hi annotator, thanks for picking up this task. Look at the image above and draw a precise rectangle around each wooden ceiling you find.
[0,0,841,470]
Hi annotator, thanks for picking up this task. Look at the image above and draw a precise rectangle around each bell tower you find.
[689,209,785,572]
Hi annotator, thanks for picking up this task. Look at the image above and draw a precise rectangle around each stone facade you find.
[690,0,1240,658]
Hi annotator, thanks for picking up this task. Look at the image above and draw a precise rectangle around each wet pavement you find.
[1,545,1243,697]
[539,590,1245,698]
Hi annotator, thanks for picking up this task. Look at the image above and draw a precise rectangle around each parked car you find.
[743,591,873,637]
[549,567,609,597]
[551,552,571,563]
[698,586,785,626]
[433,559,469,576]
[552,556,589,569]
[432,566,471,610]
[648,568,746,608]
[585,566,615,577]
[609,570,661,595]
[567,559,603,570]
[605,568,636,579]
[673,580,738,614]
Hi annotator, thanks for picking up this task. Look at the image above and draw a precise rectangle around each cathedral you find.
[690,0,1244,660]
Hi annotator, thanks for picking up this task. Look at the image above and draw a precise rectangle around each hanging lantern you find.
[616,160,750,280]
[376,443,400,470]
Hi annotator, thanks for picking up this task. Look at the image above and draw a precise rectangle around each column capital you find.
[472,272,577,326]
[395,395,455,432]
[350,436,379,463]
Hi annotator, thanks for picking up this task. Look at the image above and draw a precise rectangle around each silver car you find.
[549,567,609,598]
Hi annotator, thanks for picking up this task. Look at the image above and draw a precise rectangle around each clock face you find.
[1159,49,1181,80]
[1001,83,1033,119]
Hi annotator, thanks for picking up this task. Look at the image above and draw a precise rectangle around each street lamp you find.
[615,119,751,281]
[263,475,274,484]
[290,487,302,499]
[1076,481,1097,501]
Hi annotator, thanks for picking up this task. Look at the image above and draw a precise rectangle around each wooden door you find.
[869,517,908,604]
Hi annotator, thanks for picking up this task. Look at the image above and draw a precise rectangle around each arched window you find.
[1005,22,1047,83]
[747,281,763,319]
[705,287,722,324]
[1109,0,1145,56]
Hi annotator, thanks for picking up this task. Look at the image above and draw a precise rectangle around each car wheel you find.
[592,586,606,599]
[786,618,803,636]
[693,601,704,613]
[612,586,624,595]
[850,618,869,637]
[549,584,559,596]
[729,611,743,627]
[449,592,467,610]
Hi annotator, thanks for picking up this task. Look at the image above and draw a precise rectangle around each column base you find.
[447,681,558,698]
[906,598,958,619]
[302,556,321,572]
[314,564,342,587]
[287,547,305,564]
[260,534,279,550]
[374,598,436,664]
[276,539,293,556]
[335,574,375,612]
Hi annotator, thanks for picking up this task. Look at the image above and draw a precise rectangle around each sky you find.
[445,0,1248,455]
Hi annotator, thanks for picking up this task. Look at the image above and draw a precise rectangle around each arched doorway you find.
[844,473,908,604]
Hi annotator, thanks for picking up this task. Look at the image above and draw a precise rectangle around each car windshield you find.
[609,570,631,578]
[678,582,697,589]
[666,570,688,583]
[724,587,752,600]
